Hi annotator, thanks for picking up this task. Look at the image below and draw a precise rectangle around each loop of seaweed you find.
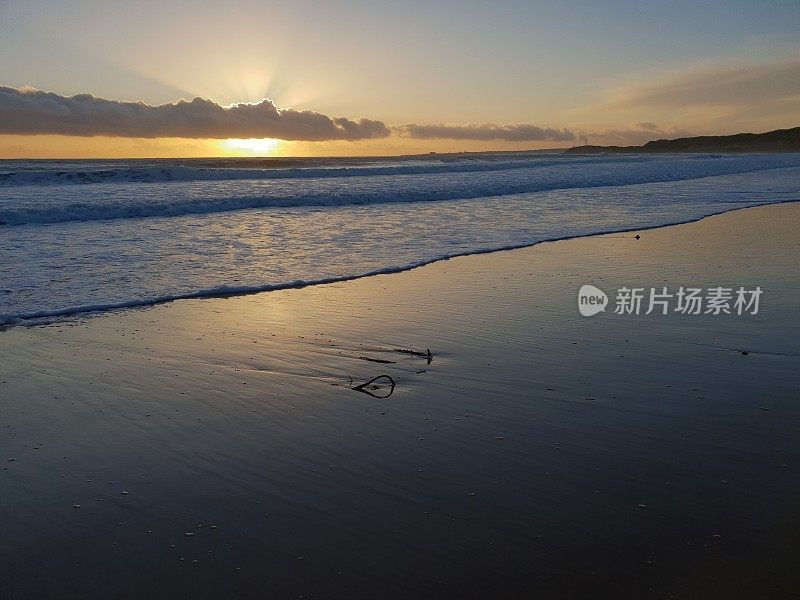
[352,375,396,399]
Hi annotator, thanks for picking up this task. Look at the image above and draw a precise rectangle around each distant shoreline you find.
[2,126,799,161]
[565,126,800,154]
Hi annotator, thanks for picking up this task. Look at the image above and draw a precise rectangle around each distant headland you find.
[564,126,800,154]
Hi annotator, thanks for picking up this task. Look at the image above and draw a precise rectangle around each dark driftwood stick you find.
[393,348,433,364]
[393,348,431,357]
[358,356,397,364]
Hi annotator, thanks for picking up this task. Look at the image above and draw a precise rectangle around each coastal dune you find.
[1,203,799,599]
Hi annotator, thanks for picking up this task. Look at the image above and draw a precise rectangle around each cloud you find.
[563,58,800,135]
[397,123,575,142]
[609,60,800,110]
[0,86,390,141]
[583,123,692,146]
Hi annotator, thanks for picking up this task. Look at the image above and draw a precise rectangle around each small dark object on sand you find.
[394,348,433,364]
[352,375,396,399]
[741,350,749,355]
[634,234,640,240]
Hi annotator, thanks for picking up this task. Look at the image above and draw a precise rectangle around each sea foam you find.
[1,153,799,326]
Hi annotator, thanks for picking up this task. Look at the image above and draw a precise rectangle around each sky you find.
[0,0,798,157]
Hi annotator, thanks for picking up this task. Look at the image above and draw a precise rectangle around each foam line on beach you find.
[3,200,795,329]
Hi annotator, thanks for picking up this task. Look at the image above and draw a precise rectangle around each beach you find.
[1,202,799,598]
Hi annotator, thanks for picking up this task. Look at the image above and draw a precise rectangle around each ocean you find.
[1,152,799,326]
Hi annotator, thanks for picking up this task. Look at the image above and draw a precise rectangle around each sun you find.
[221,138,281,155]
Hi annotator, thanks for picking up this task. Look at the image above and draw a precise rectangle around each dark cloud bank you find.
[0,86,579,143]
[398,123,576,142]
[0,86,390,141]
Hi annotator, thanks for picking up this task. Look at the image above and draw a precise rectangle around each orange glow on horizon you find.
[220,138,282,155]
[0,134,574,159]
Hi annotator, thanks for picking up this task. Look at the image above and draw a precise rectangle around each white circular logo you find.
[578,284,608,316]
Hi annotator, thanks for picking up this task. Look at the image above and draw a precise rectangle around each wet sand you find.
[1,203,799,599]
